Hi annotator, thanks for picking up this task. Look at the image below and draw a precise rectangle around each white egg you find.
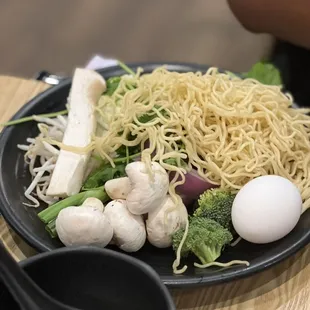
[231,175,302,244]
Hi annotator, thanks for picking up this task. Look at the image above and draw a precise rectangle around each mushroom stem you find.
[146,195,188,248]
[105,199,146,252]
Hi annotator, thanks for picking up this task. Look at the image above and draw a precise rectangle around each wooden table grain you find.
[0,76,309,310]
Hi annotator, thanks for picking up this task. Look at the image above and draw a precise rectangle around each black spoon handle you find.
[0,241,79,310]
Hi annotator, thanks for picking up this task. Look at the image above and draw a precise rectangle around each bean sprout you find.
[17,116,68,206]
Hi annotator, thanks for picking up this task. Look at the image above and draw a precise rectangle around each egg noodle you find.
[47,67,310,273]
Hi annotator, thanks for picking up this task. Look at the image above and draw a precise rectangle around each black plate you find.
[0,63,309,287]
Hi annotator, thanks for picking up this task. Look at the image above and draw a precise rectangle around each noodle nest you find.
[91,67,310,213]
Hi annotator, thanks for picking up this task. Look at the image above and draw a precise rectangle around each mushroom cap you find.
[82,197,104,212]
[146,195,188,248]
[126,161,169,215]
[56,206,113,247]
[105,177,131,200]
[104,199,146,252]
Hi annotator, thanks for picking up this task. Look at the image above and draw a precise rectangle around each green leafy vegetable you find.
[82,151,141,190]
[163,157,187,168]
[137,106,169,124]
[105,76,121,96]
[115,108,167,156]
[115,131,142,157]
[116,144,141,158]
[137,113,157,124]
[103,61,137,98]
[194,189,236,232]
[242,61,282,85]
[172,217,233,264]
[82,162,126,190]
[226,61,282,86]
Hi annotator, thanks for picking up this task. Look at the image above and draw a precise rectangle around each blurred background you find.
[0,0,274,78]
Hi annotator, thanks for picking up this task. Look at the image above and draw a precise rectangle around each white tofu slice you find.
[46,68,106,197]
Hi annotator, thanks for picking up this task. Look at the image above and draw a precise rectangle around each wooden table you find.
[0,76,309,310]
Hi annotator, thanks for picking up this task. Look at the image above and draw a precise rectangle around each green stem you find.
[113,152,141,164]
[118,61,136,76]
[125,146,130,165]
[38,187,109,224]
[1,109,68,127]
[91,154,104,163]
[90,152,140,167]
[46,219,57,238]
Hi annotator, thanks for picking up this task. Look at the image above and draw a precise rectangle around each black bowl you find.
[0,246,175,310]
[0,63,309,287]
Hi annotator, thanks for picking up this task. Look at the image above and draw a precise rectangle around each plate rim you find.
[0,62,309,288]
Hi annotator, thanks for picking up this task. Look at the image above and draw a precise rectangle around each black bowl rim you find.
[17,246,176,309]
[0,62,309,288]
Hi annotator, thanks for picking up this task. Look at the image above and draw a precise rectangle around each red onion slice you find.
[172,169,218,206]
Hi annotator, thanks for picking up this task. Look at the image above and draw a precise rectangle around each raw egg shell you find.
[231,175,302,244]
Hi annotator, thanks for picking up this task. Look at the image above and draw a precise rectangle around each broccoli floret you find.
[172,217,233,265]
[194,188,236,231]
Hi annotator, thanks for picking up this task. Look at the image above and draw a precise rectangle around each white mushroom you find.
[104,199,146,252]
[105,177,131,200]
[82,197,104,212]
[55,206,113,247]
[146,195,188,248]
[125,161,169,215]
